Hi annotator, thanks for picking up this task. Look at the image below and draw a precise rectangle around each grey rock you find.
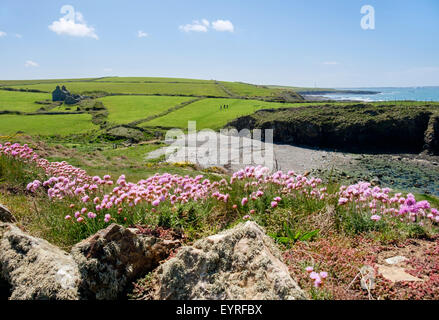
[385,256,408,265]
[0,223,80,300]
[71,223,180,300]
[377,264,423,283]
[0,204,15,223]
[150,221,306,300]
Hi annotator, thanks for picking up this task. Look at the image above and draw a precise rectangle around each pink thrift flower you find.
[241,197,248,206]
[371,214,381,222]
[271,201,278,208]
[305,266,313,273]
[104,214,111,223]
[313,278,322,288]
[309,272,320,280]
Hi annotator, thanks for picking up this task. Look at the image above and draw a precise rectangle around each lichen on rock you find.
[71,223,181,300]
[149,221,306,300]
[0,222,80,300]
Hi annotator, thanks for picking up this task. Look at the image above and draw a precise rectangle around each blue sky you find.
[0,0,438,87]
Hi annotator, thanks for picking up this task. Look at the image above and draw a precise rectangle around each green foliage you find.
[269,223,319,246]
[0,155,44,190]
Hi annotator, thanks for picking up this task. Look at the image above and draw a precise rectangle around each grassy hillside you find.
[6,82,227,97]
[94,77,215,83]
[98,95,194,125]
[144,98,299,130]
[0,114,97,135]
[0,78,96,86]
[0,90,51,112]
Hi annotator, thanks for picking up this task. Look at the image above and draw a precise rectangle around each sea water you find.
[324,86,439,102]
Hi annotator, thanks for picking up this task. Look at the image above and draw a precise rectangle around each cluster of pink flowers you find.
[0,142,92,196]
[0,143,332,225]
[305,266,328,288]
[10,142,436,229]
[236,166,328,207]
[338,182,439,224]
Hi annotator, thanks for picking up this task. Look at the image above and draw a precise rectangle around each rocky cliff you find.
[226,103,439,155]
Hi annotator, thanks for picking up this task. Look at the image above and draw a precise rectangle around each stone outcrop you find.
[0,204,15,223]
[149,221,306,300]
[71,223,181,300]
[227,104,439,154]
[0,222,80,300]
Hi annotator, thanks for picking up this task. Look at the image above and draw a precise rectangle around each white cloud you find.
[212,20,234,32]
[179,20,209,32]
[179,19,234,33]
[25,60,39,67]
[49,5,98,39]
[201,19,210,27]
[0,31,6,37]
[323,61,339,65]
[137,30,148,38]
[15,34,22,38]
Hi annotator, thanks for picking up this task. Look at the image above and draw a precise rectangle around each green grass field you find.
[219,81,282,97]
[95,77,215,83]
[0,114,97,136]
[8,82,227,97]
[0,90,51,112]
[144,98,299,130]
[0,78,96,87]
[98,95,194,124]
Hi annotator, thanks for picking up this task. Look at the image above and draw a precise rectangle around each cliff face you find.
[424,115,439,155]
[226,103,439,155]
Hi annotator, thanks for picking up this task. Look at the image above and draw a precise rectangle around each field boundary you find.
[127,97,205,127]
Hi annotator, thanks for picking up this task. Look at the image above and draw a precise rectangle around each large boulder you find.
[0,223,80,300]
[71,223,181,300]
[149,221,306,300]
[0,204,15,223]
